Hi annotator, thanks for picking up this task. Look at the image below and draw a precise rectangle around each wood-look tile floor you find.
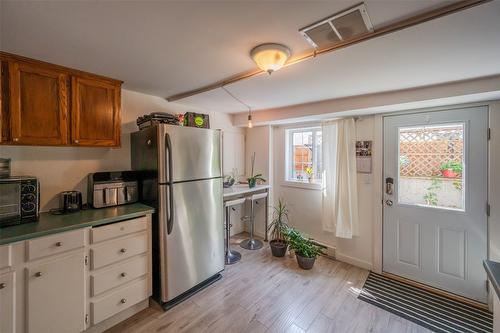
[106,234,432,333]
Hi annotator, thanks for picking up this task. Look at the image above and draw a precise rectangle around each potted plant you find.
[305,166,314,183]
[440,161,463,178]
[283,227,324,270]
[247,152,266,188]
[267,199,290,257]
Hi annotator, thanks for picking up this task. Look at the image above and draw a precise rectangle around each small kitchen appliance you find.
[59,191,83,213]
[87,171,138,208]
[0,176,39,227]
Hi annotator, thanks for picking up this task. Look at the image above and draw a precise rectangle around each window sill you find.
[281,180,324,191]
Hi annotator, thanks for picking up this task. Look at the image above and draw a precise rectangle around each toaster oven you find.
[0,176,39,227]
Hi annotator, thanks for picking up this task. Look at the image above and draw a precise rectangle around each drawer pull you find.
[120,248,127,253]
[0,283,5,289]
[120,298,127,304]
[35,272,43,277]
[55,241,63,247]
[120,272,127,277]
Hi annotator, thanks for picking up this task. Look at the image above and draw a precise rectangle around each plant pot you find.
[270,240,288,257]
[441,169,458,178]
[248,178,256,188]
[295,253,316,270]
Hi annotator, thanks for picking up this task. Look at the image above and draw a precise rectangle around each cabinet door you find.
[27,252,85,333]
[0,271,15,333]
[71,76,121,147]
[9,61,69,145]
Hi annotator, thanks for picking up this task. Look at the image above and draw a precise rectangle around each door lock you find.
[385,200,393,206]
[385,177,394,195]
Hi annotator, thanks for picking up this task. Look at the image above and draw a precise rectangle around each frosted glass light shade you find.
[250,43,291,74]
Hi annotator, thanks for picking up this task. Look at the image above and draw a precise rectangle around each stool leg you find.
[240,199,263,250]
[225,206,241,265]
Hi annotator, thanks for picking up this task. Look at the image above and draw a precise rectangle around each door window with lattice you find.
[398,123,464,210]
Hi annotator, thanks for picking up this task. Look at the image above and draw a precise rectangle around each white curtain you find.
[321,118,359,238]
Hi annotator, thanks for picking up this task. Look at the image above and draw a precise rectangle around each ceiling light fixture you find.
[250,43,291,74]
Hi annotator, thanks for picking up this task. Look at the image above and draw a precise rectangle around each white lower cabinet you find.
[3,213,152,333]
[0,271,16,333]
[27,252,85,333]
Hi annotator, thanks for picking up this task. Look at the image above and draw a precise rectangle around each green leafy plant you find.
[247,152,265,188]
[283,227,324,259]
[247,174,266,188]
[423,177,442,206]
[267,199,289,242]
[440,161,463,174]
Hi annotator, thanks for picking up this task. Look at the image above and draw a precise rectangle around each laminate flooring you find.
[106,233,432,333]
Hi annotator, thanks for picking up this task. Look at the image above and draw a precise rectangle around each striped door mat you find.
[358,272,493,333]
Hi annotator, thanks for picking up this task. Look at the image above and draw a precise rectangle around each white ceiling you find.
[2,1,499,114]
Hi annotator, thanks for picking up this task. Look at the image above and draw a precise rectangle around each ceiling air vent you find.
[299,3,374,49]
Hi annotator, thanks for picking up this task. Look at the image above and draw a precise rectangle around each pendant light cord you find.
[221,85,252,119]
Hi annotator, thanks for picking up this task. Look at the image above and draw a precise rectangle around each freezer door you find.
[158,124,221,183]
[158,178,224,302]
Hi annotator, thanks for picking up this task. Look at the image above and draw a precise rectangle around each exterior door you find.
[383,107,488,302]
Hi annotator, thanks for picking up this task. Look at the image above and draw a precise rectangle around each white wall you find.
[0,89,244,211]
[271,118,375,269]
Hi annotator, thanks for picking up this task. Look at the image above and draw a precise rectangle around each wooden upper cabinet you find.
[71,77,121,147]
[0,52,122,147]
[9,62,69,145]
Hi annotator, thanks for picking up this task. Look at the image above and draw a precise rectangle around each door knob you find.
[385,200,393,206]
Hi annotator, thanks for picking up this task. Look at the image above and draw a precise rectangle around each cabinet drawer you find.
[91,216,147,244]
[27,229,85,261]
[0,245,11,270]
[91,232,147,269]
[91,254,148,296]
[90,277,148,325]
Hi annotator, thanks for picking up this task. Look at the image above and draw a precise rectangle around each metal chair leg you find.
[225,206,241,264]
[240,198,263,250]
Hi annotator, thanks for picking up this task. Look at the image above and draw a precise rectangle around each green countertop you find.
[0,203,155,245]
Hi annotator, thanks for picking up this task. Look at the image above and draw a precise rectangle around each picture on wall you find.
[356,140,372,173]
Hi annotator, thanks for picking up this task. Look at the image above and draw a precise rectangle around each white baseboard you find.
[335,252,373,270]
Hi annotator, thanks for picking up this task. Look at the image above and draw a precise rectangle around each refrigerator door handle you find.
[165,133,175,235]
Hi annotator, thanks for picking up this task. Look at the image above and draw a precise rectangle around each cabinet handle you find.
[74,139,79,144]
[13,138,19,142]
[120,272,127,277]
[120,248,127,253]
[55,241,63,247]
[120,298,127,304]
[35,272,43,277]
[0,283,5,289]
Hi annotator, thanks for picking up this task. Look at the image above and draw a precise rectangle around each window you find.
[285,127,323,184]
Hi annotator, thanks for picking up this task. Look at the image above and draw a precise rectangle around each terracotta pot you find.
[295,253,316,270]
[270,240,288,257]
[441,169,458,178]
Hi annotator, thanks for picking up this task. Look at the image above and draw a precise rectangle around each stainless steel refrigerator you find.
[131,124,224,308]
